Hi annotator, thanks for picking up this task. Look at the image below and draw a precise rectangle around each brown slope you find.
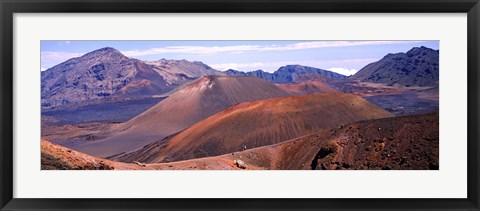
[42,113,437,170]
[115,93,394,163]
[43,138,253,170]
[41,140,144,170]
[43,139,245,170]
[147,112,439,170]
[70,75,290,157]
[275,80,340,95]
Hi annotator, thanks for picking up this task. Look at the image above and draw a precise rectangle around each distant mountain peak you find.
[280,64,309,70]
[91,47,122,54]
[406,46,438,57]
[251,69,266,73]
[41,48,223,108]
[278,64,315,70]
[193,60,206,64]
[81,47,126,60]
[350,46,439,86]
[383,52,401,58]
[192,60,214,70]
[224,64,346,83]
[412,46,434,50]
[98,46,118,51]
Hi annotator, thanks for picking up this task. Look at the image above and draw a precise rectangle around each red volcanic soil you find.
[41,113,438,170]
[113,93,394,163]
[149,112,439,170]
[42,139,237,170]
[269,112,439,170]
[41,140,143,170]
[42,139,244,170]
[70,75,289,158]
[276,80,340,95]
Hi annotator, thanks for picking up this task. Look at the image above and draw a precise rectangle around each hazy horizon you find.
[41,40,439,76]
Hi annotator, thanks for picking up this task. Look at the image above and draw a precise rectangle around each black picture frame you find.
[1,0,479,210]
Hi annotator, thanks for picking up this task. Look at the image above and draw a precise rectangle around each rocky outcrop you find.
[235,160,247,169]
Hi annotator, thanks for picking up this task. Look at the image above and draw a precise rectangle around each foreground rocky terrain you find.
[42,113,438,170]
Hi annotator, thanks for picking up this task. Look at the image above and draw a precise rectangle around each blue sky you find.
[41,40,439,76]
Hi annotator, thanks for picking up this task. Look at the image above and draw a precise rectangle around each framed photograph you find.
[1,0,479,210]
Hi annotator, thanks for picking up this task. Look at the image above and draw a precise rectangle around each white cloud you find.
[122,41,421,57]
[326,68,358,76]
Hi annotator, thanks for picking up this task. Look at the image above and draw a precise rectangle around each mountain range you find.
[225,65,347,83]
[350,46,439,86]
[41,48,348,110]
[40,45,440,170]
[42,46,439,111]
[41,47,222,108]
